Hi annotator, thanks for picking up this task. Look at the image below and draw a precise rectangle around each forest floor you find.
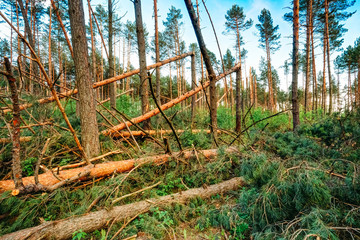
[0,96,359,239]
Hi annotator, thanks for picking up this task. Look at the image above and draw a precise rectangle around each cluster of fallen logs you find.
[0,148,237,193]
[0,147,245,240]
[0,177,245,240]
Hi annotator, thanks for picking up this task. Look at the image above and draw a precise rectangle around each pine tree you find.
[134,0,150,129]
[256,9,280,112]
[68,0,100,157]
[224,4,252,132]
[292,0,300,130]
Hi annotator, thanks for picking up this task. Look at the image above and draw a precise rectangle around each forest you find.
[0,0,359,239]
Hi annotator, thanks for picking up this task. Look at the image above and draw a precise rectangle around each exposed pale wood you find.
[0,148,237,193]
[0,122,52,129]
[112,129,217,138]
[0,177,245,240]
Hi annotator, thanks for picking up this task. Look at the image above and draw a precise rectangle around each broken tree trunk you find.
[1,52,194,114]
[184,0,218,142]
[102,63,240,136]
[1,57,24,189]
[0,148,237,193]
[0,177,245,240]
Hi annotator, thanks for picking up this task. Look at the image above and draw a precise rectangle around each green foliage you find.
[179,130,211,149]
[21,157,37,176]
[72,229,87,240]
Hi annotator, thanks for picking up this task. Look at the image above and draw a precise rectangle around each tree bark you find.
[254,75,258,108]
[235,68,241,132]
[266,40,274,111]
[324,0,332,114]
[305,0,312,113]
[184,0,218,142]
[154,0,161,101]
[50,0,74,58]
[2,57,24,189]
[358,59,360,107]
[87,0,97,98]
[191,54,196,125]
[311,23,317,111]
[0,177,245,240]
[68,0,100,157]
[134,0,151,129]
[322,36,327,113]
[17,0,38,93]
[292,0,300,130]
[108,0,116,109]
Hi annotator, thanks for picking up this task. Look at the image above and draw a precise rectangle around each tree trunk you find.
[0,148,235,193]
[305,0,312,113]
[87,0,97,99]
[235,68,241,132]
[134,0,151,129]
[292,0,300,130]
[358,59,360,107]
[154,0,161,101]
[191,54,196,126]
[236,23,244,116]
[0,177,245,240]
[51,0,74,58]
[2,57,24,189]
[348,65,351,111]
[325,0,332,114]
[254,75,258,108]
[266,40,274,111]
[108,0,116,109]
[48,5,52,82]
[249,67,253,106]
[184,0,218,142]
[18,0,38,93]
[322,36,327,113]
[68,0,100,157]
[311,24,317,111]
[125,36,131,92]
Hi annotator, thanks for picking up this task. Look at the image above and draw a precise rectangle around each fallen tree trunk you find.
[0,136,32,144]
[2,89,78,114]
[112,129,219,138]
[2,53,194,114]
[0,177,245,240]
[0,148,237,193]
[0,129,219,144]
[102,62,241,136]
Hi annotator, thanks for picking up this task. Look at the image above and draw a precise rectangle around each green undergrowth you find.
[1,101,359,239]
[0,145,242,236]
